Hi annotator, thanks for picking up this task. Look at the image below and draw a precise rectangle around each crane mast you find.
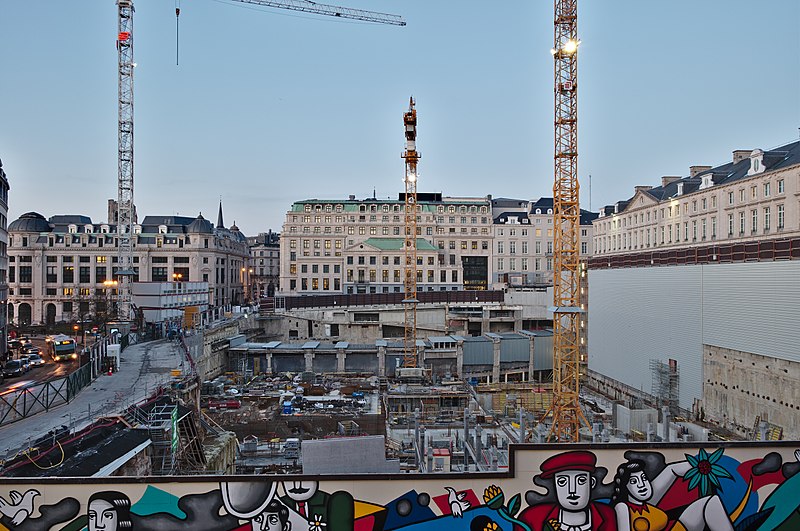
[548,0,587,441]
[116,0,135,325]
[112,0,404,325]
[402,98,419,369]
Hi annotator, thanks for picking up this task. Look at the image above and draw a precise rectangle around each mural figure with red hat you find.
[514,450,617,531]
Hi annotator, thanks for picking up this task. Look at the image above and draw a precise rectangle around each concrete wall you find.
[704,345,800,440]
[301,436,400,474]
[4,444,798,531]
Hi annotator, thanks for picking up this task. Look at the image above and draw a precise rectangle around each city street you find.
[0,338,186,459]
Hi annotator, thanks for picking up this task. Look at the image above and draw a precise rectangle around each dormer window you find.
[676,183,684,196]
[84,225,93,233]
[100,225,109,234]
[700,174,714,190]
[133,225,142,234]
[158,225,168,234]
[547,209,553,214]
[747,149,765,176]
[68,224,77,234]
[535,209,542,214]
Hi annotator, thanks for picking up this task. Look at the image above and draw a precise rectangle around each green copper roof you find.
[362,238,438,251]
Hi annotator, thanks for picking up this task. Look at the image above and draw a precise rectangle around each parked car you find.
[3,360,24,378]
[7,339,21,351]
[28,354,45,367]
[18,355,31,372]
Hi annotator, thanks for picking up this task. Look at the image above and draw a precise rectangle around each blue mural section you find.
[0,445,799,531]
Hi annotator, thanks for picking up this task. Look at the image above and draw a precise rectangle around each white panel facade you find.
[588,266,704,410]
[589,260,800,411]
[702,261,800,363]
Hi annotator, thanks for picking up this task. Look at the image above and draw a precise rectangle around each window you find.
[62,266,74,283]
[497,258,504,270]
[46,266,57,283]
[764,182,771,197]
[751,209,758,232]
[711,217,717,238]
[728,191,734,205]
[497,242,504,253]
[79,266,91,283]
[20,266,33,283]
[728,214,734,236]
[778,179,784,194]
[451,270,458,282]
[151,267,168,282]
[777,204,785,229]
[764,207,771,231]
[739,211,745,234]
[509,241,516,254]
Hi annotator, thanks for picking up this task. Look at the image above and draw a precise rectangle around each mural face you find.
[2,445,800,531]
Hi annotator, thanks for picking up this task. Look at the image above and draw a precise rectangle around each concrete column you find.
[492,337,501,383]
[528,335,536,382]
[304,349,314,372]
[336,348,346,372]
[456,340,464,379]
[377,345,387,377]
[266,352,273,374]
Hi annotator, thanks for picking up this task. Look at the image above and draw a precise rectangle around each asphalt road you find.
[0,338,186,459]
[1,335,108,389]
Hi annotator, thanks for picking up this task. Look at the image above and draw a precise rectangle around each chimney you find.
[732,150,752,164]
[634,185,653,194]
[689,165,712,177]
[348,194,356,201]
[661,176,681,187]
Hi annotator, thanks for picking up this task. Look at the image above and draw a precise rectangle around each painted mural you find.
[1,444,799,531]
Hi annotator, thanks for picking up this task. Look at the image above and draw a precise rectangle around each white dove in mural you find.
[0,489,40,526]
[444,487,470,518]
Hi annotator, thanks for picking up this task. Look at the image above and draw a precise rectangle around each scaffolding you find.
[148,404,177,475]
[650,359,679,416]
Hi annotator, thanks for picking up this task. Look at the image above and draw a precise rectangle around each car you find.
[22,345,41,356]
[7,339,21,351]
[28,354,45,367]
[3,360,24,378]
[18,356,31,372]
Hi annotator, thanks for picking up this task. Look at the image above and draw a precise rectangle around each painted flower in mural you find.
[684,448,733,497]
[482,485,531,531]
[482,521,499,531]
[483,485,505,510]
[308,514,327,531]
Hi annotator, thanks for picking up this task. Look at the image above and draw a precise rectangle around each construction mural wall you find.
[2,443,799,530]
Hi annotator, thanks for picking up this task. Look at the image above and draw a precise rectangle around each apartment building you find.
[8,206,249,327]
[279,193,493,295]
[491,197,597,288]
[246,230,280,300]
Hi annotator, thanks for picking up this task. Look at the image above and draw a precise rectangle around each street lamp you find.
[103,280,119,334]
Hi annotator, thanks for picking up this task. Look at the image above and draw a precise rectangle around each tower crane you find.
[401,98,419,369]
[546,0,588,442]
[113,0,405,325]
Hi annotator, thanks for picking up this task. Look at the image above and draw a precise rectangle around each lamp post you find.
[103,280,119,334]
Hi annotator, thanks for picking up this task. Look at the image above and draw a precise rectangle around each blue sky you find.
[1,0,798,235]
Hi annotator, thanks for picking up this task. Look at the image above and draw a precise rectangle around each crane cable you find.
[176,0,181,66]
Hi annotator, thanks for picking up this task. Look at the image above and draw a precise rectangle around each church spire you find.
[217,199,225,229]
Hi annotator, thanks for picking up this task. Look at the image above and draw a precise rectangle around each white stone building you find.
[0,159,9,358]
[8,204,249,328]
[280,193,494,295]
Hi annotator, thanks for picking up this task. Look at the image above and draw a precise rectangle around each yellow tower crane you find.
[546,0,589,441]
[402,98,420,369]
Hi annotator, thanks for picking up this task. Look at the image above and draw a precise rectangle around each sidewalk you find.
[0,339,185,458]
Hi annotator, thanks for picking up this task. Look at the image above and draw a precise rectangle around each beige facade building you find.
[8,205,249,328]
[592,146,799,256]
[280,193,494,295]
[491,197,597,288]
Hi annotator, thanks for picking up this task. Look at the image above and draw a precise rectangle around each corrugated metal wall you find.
[589,261,800,410]
[533,334,554,371]
[702,261,800,363]
[499,336,529,362]
[589,266,704,410]
[463,339,493,365]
